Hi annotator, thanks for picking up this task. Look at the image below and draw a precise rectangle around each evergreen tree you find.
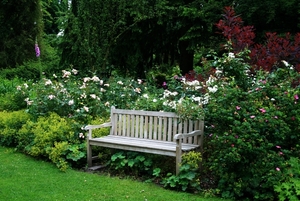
[0,0,43,68]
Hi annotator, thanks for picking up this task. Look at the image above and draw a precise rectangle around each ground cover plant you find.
[0,146,228,201]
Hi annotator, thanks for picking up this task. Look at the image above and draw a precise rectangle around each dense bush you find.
[18,112,86,171]
[0,78,27,111]
[0,110,31,147]
[203,58,300,200]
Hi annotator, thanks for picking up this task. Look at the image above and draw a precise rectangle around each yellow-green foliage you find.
[182,151,202,169]
[89,117,110,138]
[0,110,31,146]
[28,112,75,157]
[48,141,69,171]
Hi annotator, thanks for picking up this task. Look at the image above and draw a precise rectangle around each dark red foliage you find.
[216,6,300,73]
[215,7,255,53]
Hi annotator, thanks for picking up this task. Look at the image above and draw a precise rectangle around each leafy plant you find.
[274,157,300,201]
[110,151,153,176]
[161,151,202,192]
[0,110,32,147]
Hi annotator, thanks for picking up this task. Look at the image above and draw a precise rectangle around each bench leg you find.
[87,143,92,167]
[176,146,182,175]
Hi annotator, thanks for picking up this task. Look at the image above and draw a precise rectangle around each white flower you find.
[117,81,123,85]
[104,102,110,106]
[48,95,56,100]
[282,60,289,67]
[104,84,109,87]
[100,88,106,92]
[137,79,143,84]
[72,69,78,75]
[171,91,178,96]
[83,106,89,112]
[192,96,202,102]
[208,85,218,93]
[80,83,86,89]
[62,70,71,78]
[17,86,21,90]
[68,100,74,105]
[91,76,100,82]
[24,98,33,105]
[79,133,84,138]
[153,99,157,102]
[143,94,149,99]
[24,83,28,89]
[99,80,103,85]
[186,80,200,86]
[90,94,97,99]
[81,93,87,99]
[53,74,57,78]
[45,79,52,86]
[228,52,235,59]
[83,77,90,82]
[206,75,216,85]
[134,88,141,93]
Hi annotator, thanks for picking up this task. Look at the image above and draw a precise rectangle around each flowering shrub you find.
[204,65,300,200]
[16,70,148,123]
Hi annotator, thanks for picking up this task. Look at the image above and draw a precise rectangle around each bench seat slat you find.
[90,135,199,151]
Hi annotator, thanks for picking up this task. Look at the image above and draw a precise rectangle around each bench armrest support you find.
[84,122,112,139]
[173,130,202,140]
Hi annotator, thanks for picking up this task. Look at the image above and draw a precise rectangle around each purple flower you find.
[35,43,40,57]
[294,94,299,100]
[162,81,167,89]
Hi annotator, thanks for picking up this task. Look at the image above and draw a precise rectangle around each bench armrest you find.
[84,122,112,130]
[84,122,112,139]
[173,130,202,140]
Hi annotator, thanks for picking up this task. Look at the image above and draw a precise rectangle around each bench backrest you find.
[110,106,204,145]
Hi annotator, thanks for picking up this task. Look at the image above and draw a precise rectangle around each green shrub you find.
[274,157,300,201]
[0,78,27,111]
[204,66,300,200]
[0,110,31,146]
[21,112,86,171]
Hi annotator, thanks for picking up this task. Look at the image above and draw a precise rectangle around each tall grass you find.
[0,146,229,201]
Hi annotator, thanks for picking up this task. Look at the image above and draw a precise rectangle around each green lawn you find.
[0,146,228,201]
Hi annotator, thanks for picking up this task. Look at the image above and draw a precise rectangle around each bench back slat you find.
[110,106,204,145]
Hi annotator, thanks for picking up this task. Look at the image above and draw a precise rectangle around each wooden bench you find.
[84,106,204,175]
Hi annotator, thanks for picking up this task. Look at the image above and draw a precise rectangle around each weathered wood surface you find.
[84,106,204,175]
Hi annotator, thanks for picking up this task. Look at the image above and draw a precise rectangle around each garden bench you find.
[84,106,204,175]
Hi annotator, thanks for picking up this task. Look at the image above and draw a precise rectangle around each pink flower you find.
[294,94,299,100]
[259,108,266,113]
[291,116,295,121]
[279,152,283,155]
[231,144,234,147]
[274,116,278,119]
[276,146,281,149]
[236,106,241,110]
[276,167,280,171]
[250,115,255,119]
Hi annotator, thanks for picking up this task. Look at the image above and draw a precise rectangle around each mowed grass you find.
[0,146,228,201]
